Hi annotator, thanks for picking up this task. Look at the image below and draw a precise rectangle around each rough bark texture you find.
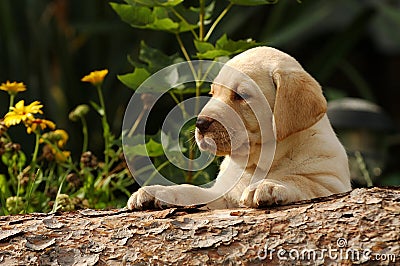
[0,187,399,265]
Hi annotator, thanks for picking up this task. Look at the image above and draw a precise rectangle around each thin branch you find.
[199,0,205,41]
[204,3,233,42]
[170,7,199,40]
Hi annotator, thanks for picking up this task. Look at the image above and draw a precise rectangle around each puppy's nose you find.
[196,117,214,134]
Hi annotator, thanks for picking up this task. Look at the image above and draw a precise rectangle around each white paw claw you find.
[127,186,177,210]
[240,180,292,208]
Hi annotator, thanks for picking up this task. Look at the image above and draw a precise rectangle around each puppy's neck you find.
[229,140,274,171]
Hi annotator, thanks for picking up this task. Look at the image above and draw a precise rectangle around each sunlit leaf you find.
[194,40,215,53]
[112,3,198,33]
[118,68,151,91]
[215,34,261,51]
[124,0,184,7]
[110,4,153,27]
[229,0,279,6]
[194,34,262,59]
[151,18,179,31]
[1,153,10,166]
[110,3,179,32]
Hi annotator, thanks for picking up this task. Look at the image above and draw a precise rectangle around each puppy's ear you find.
[272,69,327,141]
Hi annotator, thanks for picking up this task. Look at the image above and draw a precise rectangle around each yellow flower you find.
[0,81,27,94]
[55,150,71,163]
[54,129,69,148]
[81,69,108,86]
[41,129,69,148]
[26,119,56,134]
[3,100,43,127]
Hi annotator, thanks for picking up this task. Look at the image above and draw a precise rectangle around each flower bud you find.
[69,104,90,122]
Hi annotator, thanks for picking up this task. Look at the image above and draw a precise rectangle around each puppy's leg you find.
[127,184,227,210]
[240,175,345,207]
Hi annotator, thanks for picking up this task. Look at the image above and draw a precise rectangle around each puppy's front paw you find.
[240,180,295,208]
[127,185,176,210]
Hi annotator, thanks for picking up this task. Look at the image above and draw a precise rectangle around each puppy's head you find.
[195,47,327,156]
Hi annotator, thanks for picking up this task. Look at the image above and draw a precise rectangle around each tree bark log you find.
[0,187,399,265]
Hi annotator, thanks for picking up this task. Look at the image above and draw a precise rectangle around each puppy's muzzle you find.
[196,116,214,134]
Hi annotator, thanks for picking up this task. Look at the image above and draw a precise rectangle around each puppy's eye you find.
[233,92,250,101]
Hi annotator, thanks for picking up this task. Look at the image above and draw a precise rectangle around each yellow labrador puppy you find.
[127,47,351,209]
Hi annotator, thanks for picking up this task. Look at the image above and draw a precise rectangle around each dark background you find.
[1,0,399,185]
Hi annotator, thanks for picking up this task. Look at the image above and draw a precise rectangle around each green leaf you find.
[119,42,184,90]
[127,138,164,157]
[197,50,231,59]
[118,68,151,90]
[177,20,199,33]
[110,3,153,27]
[152,18,179,31]
[195,34,262,59]
[1,153,10,166]
[111,3,182,33]
[172,4,200,33]
[139,41,181,72]
[229,0,279,6]
[111,3,197,34]
[124,0,184,7]
[216,34,259,51]
[194,40,215,53]
[16,151,26,169]
[0,174,9,196]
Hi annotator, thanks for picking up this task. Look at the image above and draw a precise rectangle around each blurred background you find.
[1,0,400,186]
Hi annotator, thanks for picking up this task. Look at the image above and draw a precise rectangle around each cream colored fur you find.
[127,47,351,210]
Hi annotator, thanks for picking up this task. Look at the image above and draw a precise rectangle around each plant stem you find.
[204,3,233,42]
[31,131,40,164]
[50,170,70,213]
[127,108,145,138]
[199,0,205,41]
[143,160,170,186]
[96,85,107,121]
[0,194,8,215]
[15,173,21,213]
[8,93,15,110]
[175,33,192,63]
[355,151,373,187]
[186,138,195,184]
[96,84,110,173]
[24,168,40,213]
[170,8,198,39]
[176,33,200,88]
[168,91,188,119]
[176,33,199,88]
[80,116,88,153]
